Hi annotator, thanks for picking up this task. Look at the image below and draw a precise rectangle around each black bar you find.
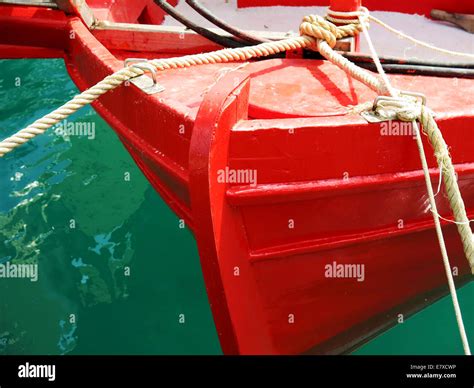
[0,355,473,386]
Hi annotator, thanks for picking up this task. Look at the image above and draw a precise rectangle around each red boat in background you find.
[0,0,473,354]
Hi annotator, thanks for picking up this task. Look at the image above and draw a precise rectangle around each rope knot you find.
[395,104,421,122]
[373,95,424,122]
[299,13,365,51]
[299,15,338,48]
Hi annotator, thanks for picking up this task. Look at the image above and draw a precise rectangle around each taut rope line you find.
[368,14,474,59]
[326,7,474,59]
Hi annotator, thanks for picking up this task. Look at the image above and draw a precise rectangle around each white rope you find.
[432,163,474,224]
[326,7,367,24]
[358,13,472,356]
[431,211,474,226]
[0,15,388,158]
[368,15,474,59]
[413,120,471,356]
[357,11,397,96]
[327,7,474,59]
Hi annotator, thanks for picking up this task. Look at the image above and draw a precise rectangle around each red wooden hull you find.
[1,2,473,354]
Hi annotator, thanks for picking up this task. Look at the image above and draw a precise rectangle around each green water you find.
[0,59,472,355]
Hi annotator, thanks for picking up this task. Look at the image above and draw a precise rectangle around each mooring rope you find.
[355,11,472,355]
[0,15,383,158]
[2,10,472,157]
[413,113,472,356]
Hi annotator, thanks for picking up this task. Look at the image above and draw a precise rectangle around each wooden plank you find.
[93,23,223,54]
[56,0,95,27]
[92,20,351,54]
[93,20,298,40]
[431,9,474,33]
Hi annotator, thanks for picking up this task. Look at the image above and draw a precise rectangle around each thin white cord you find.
[430,210,474,226]
[328,8,474,59]
[369,15,474,59]
[358,14,397,97]
[431,162,474,225]
[434,162,443,197]
[413,122,471,355]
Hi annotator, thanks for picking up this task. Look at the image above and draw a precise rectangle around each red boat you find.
[1,0,473,354]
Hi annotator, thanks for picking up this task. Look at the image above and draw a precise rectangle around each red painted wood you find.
[1,3,473,354]
[250,227,470,353]
[237,0,474,17]
[92,28,221,55]
[83,0,147,23]
[0,7,68,50]
[329,0,361,12]
[0,44,64,59]
[139,0,178,25]
[60,0,173,24]
[328,0,361,49]
[189,73,275,354]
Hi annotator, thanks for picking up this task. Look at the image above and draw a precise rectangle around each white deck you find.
[163,0,474,64]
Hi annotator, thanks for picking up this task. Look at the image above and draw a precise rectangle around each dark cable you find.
[154,0,246,48]
[343,53,474,69]
[154,0,474,77]
[355,63,474,78]
[185,0,268,45]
